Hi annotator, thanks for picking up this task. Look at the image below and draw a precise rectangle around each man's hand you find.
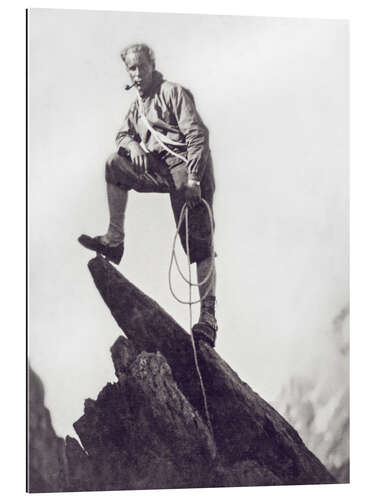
[128,141,149,174]
[184,180,201,209]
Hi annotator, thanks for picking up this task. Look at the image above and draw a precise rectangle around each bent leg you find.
[103,152,172,244]
[79,152,172,263]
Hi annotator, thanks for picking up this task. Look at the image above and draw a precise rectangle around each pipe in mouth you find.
[124,82,136,91]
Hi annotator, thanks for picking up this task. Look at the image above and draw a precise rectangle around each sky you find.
[28,9,349,439]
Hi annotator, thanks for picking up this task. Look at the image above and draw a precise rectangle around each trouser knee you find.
[105,152,133,189]
[105,153,120,184]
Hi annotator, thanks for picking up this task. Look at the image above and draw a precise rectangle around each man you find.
[79,43,217,347]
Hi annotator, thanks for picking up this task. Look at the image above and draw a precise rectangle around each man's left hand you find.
[184,180,201,209]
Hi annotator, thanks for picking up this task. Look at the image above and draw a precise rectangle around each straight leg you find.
[192,255,218,346]
[197,256,216,301]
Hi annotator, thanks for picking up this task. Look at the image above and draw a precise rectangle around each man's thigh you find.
[105,152,171,193]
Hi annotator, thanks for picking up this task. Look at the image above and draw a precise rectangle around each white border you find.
[1,1,374,499]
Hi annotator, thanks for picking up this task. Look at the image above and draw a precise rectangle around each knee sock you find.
[197,256,216,313]
[104,182,128,245]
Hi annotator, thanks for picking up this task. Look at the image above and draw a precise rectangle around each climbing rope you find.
[134,86,215,442]
[168,200,215,303]
[168,200,215,440]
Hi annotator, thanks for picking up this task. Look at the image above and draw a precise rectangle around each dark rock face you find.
[64,256,335,490]
[74,348,216,490]
[28,256,336,492]
[28,365,68,493]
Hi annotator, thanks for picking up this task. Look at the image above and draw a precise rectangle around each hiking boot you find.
[192,296,218,348]
[78,234,124,265]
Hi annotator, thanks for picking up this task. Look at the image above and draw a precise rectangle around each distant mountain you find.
[28,365,68,492]
[275,307,349,483]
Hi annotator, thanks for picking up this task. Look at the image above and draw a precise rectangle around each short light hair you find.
[120,43,155,68]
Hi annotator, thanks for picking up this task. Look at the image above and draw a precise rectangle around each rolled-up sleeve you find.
[115,103,139,150]
[171,86,210,181]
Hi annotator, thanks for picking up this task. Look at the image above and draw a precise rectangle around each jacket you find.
[116,71,212,182]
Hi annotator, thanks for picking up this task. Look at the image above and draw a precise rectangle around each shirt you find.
[116,71,211,181]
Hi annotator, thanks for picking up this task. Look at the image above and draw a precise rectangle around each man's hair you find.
[120,44,155,68]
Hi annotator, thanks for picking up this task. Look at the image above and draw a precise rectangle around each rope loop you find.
[168,199,215,305]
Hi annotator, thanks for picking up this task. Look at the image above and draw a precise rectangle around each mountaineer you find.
[79,43,217,347]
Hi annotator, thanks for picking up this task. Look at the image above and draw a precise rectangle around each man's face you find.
[125,51,154,97]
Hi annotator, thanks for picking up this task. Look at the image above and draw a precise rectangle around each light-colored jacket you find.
[116,71,212,182]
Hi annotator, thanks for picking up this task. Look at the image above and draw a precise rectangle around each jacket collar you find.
[140,71,164,100]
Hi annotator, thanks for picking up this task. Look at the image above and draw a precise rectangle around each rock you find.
[69,255,335,488]
[28,365,68,492]
[65,436,93,491]
[110,336,137,381]
[28,255,336,491]
[73,350,216,490]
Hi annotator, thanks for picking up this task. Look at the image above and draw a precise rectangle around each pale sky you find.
[28,9,348,439]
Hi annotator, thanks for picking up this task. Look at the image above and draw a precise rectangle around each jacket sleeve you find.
[115,103,139,150]
[170,86,210,181]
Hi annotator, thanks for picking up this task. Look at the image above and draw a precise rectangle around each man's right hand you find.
[127,141,149,174]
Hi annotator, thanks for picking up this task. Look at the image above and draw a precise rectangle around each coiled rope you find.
[168,200,215,441]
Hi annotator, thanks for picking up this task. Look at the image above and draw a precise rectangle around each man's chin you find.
[136,83,151,97]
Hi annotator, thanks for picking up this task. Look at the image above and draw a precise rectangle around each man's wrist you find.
[187,178,200,187]
[187,172,200,186]
[118,141,137,157]
[127,140,139,151]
